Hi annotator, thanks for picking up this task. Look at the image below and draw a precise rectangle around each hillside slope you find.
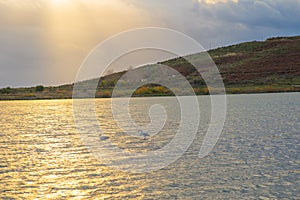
[1,36,300,100]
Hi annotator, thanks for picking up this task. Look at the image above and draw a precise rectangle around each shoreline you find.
[1,88,299,101]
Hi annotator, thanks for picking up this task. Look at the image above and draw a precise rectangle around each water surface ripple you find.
[0,93,299,199]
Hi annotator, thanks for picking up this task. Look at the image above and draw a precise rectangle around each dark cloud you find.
[126,0,300,46]
[210,0,300,28]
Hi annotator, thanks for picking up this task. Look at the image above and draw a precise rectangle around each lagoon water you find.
[0,93,299,199]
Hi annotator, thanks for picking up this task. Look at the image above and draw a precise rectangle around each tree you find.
[35,85,44,92]
[0,87,10,94]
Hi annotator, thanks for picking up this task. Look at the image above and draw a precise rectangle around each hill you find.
[1,36,300,100]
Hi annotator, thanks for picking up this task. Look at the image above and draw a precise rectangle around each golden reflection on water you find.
[0,99,174,199]
[0,100,104,199]
[0,94,299,199]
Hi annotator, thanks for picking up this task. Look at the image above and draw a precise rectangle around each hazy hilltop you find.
[1,36,300,100]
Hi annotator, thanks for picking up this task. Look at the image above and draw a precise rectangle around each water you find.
[0,93,299,199]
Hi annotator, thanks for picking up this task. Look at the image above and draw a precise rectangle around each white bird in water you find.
[138,130,150,140]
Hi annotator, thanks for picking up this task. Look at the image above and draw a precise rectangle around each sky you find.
[0,0,299,87]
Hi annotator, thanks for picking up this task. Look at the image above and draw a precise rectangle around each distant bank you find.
[1,36,300,100]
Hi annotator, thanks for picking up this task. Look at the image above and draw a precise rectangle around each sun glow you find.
[40,0,154,83]
[50,0,70,6]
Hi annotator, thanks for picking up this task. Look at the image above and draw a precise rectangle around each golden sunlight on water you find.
[0,93,299,199]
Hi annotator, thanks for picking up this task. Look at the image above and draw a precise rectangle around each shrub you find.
[35,85,44,92]
[153,86,167,94]
[101,90,112,98]
[135,86,151,95]
[101,80,106,87]
[0,87,10,94]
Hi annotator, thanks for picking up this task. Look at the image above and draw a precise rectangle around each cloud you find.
[0,0,156,87]
[0,0,299,87]
[209,0,300,28]
[125,0,300,47]
[200,0,238,4]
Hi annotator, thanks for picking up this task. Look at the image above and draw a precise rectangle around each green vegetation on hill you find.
[1,36,300,100]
